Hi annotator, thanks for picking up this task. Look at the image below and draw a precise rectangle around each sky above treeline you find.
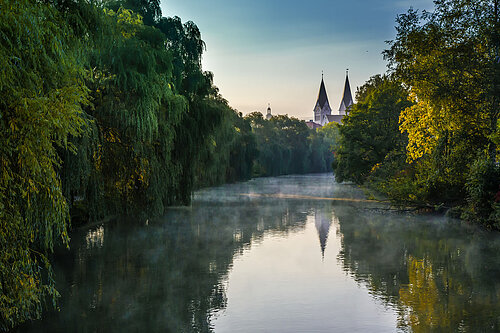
[160,0,434,120]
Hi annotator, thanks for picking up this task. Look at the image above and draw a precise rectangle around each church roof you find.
[326,115,343,124]
[305,121,322,130]
[339,73,353,112]
[315,77,330,109]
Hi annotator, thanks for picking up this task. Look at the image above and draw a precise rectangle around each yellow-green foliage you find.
[381,0,500,209]
[0,0,87,328]
[400,94,442,162]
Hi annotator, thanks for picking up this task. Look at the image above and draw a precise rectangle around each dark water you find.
[24,174,500,332]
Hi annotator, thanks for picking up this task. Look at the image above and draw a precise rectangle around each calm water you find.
[24,174,500,332]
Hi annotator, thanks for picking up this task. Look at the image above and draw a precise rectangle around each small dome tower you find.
[266,103,272,120]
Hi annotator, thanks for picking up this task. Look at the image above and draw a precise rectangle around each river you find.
[24,174,500,332]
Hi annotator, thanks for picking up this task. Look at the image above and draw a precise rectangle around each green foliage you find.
[0,0,258,328]
[310,122,339,173]
[331,0,500,222]
[194,104,257,188]
[59,1,221,216]
[0,0,87,328]
[383,0,499,212]
[228,111,258,181]
[333,75,412,185]
[462,153,500,227]
[106,0,162,26]
[246,113,336,177]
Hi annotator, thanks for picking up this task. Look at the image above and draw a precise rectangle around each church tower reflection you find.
[314,208,333,259]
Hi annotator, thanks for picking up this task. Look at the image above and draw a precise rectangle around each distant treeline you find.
[247,112,337,177]
[0,0,336,328]
[333,1,500,227]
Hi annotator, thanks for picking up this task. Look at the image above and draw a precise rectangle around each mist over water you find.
[23,174,500,332]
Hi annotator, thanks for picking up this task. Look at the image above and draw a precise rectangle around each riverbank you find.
[359,179,500,231]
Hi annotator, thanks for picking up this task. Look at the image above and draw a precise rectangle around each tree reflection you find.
[23,199,312,332]
[399,256,442,331]
[22,184,500,332]
[335,205,500,332]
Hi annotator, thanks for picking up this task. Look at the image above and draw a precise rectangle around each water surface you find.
[25,174,500,332]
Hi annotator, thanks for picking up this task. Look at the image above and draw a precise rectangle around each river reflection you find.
[23,174,500,332]
[335,204,500,332]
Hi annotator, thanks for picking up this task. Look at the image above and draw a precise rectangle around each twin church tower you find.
[308,70,353,128]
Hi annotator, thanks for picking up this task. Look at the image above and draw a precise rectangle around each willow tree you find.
[1,0,257,328]
[0,0,87,328]
[155,17,226,203]
[193,99,258,188]
[105,0,162,26]
[56,4,190,219]
[57,0,253,217]
[88,7,186,215]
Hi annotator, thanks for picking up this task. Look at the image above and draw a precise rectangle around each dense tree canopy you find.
[333,75,412,184]
[0,0,337,328]
[334,0,500,226]
[386,0,499,219]
[246,113,335,177]
[0,0,243,328]
[0,0,87,328]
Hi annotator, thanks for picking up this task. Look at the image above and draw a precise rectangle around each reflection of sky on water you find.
[23,174,500,332]
[213,210,398,333]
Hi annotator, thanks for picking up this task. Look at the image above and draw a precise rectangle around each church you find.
[306,71,353,129]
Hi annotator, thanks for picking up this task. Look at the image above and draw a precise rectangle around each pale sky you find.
[160,0,434,120]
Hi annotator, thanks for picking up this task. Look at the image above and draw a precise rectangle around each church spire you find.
[313,73,332,124]
[339,69,353,114]
[315,74,330,109]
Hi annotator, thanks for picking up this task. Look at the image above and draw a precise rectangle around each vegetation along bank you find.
[0,0,336,329]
